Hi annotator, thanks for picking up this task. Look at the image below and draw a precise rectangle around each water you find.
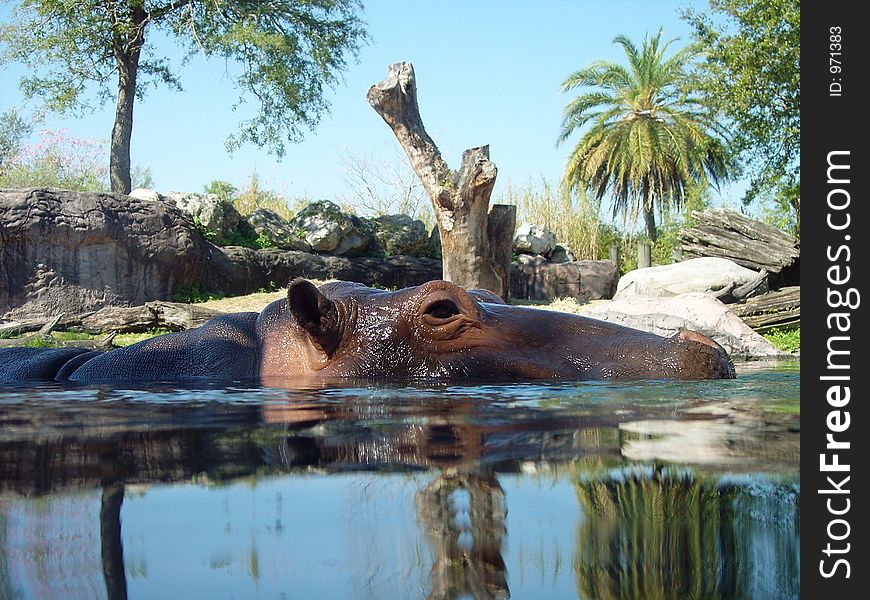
[0,361,799,599]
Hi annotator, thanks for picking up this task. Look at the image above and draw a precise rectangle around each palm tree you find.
[558,30,732,242]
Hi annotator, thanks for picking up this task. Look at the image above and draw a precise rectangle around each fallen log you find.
[679,208,799,284]
[0,331,116,349]
[731,286,800,332]
[1,300,224,343]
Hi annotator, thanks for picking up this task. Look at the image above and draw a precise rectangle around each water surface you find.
[0,361,799,599]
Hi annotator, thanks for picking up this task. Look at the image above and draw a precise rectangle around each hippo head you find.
[257,279,735,382]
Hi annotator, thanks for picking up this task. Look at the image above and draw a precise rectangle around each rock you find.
[0,188,220,319]
[369,214,429,256]
[128,188,162,203]
[165,191,243,243]
[333,216,374,257]
[615,257,764,299]
[513,223,557,256]
[581,292,787,359]
[289,200,372,256]
[511,258,617,302]
[247,208,311,252]
[548,243,575,263]
[0,189,449,319]
[216,247,442,294]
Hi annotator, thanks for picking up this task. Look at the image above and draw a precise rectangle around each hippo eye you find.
[424,299,461,320]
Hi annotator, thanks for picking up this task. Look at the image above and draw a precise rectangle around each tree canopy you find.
[683,0,800,230]
[558,30,732,242]
[0,0,367,193]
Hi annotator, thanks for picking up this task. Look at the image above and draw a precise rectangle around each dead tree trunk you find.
[368,62,515,298]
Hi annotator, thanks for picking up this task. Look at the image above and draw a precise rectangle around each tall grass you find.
[499,178,712,273]
[498,178,621,261]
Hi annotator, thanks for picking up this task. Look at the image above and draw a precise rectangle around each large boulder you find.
[289,200,373,256]
[581,293,787,359]
[513,223,557,256]
[368,214,429,256]
[164,191,243,244]
[217,247,442,294]
[0,188,221,319]
[615,257,763,299]
[511,257,617,302]
[246,208,311,252]
[548,243,576,264]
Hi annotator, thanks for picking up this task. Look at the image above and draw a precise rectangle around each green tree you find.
[558,30,732,242]
[0,1,367,194]
[0,107,34,172]
[683,0,800,232]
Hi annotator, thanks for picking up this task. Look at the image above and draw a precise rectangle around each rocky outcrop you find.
[0,189,443,320]
[247,208,311,251]
[369,214,429,256]
[511,256,617,302]
[548,243,575,264]
[0,188,221,319]
[513,223,556,257]
[614,257,764,300]
[289,200,373,256]
[581,293,787,359]
[214,247,441,296]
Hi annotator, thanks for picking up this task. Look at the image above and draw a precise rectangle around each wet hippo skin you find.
[0,279,735,383]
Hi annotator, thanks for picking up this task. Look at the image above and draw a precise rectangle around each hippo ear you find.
[288,279,341,356]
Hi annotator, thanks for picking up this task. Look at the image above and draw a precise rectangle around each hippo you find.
[0,279,735,383]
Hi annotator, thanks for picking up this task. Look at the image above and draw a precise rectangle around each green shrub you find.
[172,284,225,304]
[763,327,800,353]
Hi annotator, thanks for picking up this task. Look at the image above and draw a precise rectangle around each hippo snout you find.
[673,330,736,379]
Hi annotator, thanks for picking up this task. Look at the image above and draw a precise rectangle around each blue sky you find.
[2,0,744,212]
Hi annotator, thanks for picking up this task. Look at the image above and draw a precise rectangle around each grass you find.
[762,327,800,353]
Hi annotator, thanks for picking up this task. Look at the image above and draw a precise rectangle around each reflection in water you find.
[575,466,799,600]
[0,368,799,599]
[417,469,508,600]
[100,485,127,600]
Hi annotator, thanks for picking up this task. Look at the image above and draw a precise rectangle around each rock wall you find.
[1,189,617,320]
[511,256,617,302]
[0,189,441,319]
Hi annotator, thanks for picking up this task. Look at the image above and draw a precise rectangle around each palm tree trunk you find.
[643,205,657,242]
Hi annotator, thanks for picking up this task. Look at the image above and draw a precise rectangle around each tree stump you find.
[367,62,513,299]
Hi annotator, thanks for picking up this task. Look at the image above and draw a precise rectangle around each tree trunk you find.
[100,484,128,600]
[108,5,146,195]
[367,62,512,298]
[643,204,657,243]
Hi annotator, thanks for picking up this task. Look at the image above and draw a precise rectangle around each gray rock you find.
[0,188,219,319]
[581,292,787,359]
[216,247,442,294]
[548,243,575,263]
[290,200,372,256]
[129,188,163,203]
[0,189,446,319]
[369,214,429,256]
[165,191,242,243]
[615,257,763,299]
[247,208,311,252]
[513,223,557,256]
[511,258,617,302]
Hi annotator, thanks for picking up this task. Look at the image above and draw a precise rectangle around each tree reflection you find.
[100,484,128,600]
[417,468,509,600]
[574,466,799,600]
